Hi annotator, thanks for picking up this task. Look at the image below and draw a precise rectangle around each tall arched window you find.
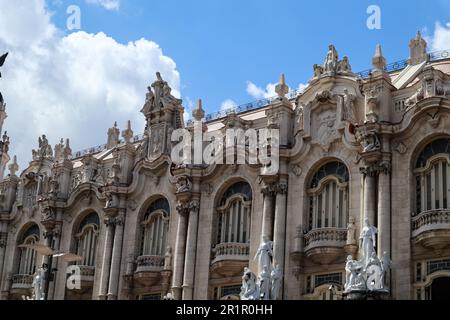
[18,225,40,275]
[75,213,100,267]
[414,139,450,215]
[308,162,349,231]
[141,198,170,257]
[216,182,252,245]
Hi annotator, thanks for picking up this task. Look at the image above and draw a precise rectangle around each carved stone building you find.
[1,32,450,300]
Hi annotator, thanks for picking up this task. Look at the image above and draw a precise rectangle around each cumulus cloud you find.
[246,81,276,100]
[0,0,180,170]
[429,22,450,51]
[86,0,120,11]
[220,99,237,112]
[246,81,308,100]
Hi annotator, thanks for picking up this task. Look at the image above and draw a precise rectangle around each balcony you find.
[412,209,450,250]
[134,255,164,286]
[304,228,347,265]
[11,274,33,290]
[78,266,95,282]
[210,243,250,277]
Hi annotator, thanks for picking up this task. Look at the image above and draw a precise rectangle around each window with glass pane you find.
[75,212,100,267]
[141,198,170,257]
[216,182,252,245]
[308,162,349,231]
[18,225,40,275]
[414,139,450,216]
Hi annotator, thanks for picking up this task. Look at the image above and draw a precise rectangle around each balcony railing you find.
[78,265,95,281]
[304,228,347,251]
[135,255,165,273]
[412,209,450,237]
[11,274,33,290]
[212,242,250,264]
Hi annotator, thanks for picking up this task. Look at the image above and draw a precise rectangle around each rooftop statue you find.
[141,72,182,116]
[313,45,354,79]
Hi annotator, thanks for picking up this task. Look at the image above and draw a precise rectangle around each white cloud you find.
[0,0,180,170]
[429,22,450,51]
[86,0,120,11]
[220,99,237,112]
[246,81,276,100]
[246,81,308,100]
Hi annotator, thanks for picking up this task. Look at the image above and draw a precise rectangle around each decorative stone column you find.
[377,161,391,257]
[99,217,115,300]
[107,213,125,300]
[273,182,288,271]
[172,201,189,300]
[361,166,377,226]
[261,180,276,240]
[182,200,200,300]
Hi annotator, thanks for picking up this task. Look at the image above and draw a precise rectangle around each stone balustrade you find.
[304,228,347,251]
[412,209,450,238]
[211,242,250,264]
[135,255,165,273]
[78,265,96,282]
[11,274,33,290]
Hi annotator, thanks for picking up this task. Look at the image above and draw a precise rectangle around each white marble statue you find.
[254,236,273,275]
[344,219,392,297]
[270,264,282,300]
[240,268,260,300]
[360,218,378,268]
[380,252,392,290]
[32,268,45,301]
[259,266,271,300]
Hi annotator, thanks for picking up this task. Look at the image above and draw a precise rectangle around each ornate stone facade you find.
[1,34,450,300]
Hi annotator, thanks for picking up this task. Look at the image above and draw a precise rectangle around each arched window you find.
[23,182,37,208]
[308,162,349,230]
[414,139,450,215]
[75,213,100,267]
[141,198,170,257]
[18,225,40,275]
[216,182,252,245]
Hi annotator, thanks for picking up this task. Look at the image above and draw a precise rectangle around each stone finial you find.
[192,99,205,121]
[64,139,72,159]
[8,155,18,177]
[107,122,120,149]
[409,31,428,65]
[372,44,387,72]
[275,73,289,99]
[122,120,134,144]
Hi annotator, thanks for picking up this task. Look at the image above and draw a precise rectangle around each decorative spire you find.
[122,120,134,144]
[192,99,205,121]
[8,155,18,177]
[409,30,428,65]
[372,44,387,72]
[275,73,289,99]
[64,138,72,160]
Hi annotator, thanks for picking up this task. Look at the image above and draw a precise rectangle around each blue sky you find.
[46,0,450,115]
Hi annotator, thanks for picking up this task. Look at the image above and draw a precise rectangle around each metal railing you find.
[72,49,450,159]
